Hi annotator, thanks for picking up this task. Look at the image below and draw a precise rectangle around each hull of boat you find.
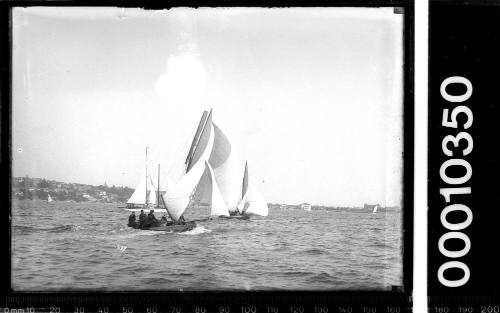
[128,221,196,232]
[219,215,250,220]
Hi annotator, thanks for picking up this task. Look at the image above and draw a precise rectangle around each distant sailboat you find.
[126,147,170,213]
[47,194,54,203]
[372,205,378,214]
[234,161,269,217]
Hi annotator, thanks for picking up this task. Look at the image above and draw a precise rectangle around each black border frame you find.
[0,1,414,310]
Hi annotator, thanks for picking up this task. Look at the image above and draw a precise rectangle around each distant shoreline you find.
[11,176,401,211]
[11,176,133,203]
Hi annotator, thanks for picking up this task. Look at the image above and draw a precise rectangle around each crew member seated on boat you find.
[138,209,146,228]
[178,215,186,224]
[128,211,136,227]
[143,210,158,228]
[160,215,168,224]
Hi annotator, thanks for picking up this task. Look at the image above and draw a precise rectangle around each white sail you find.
[127,170,157,205]
[127,171,148,204]
[47,194,53,202]
[236,192,247,214]
[243,183,269,217]
[148,175,157,206]
[372,205,378,214]
[205,161,229,217]
[163,120,215,221]
[209,122,244,212]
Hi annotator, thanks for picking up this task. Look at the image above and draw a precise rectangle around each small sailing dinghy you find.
[47,194,54,203]
[125,147,194,232]
[372,205,378,214]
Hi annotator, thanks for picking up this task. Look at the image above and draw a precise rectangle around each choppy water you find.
[11,200,402,291]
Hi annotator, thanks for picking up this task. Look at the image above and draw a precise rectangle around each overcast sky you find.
[12,7,404,207]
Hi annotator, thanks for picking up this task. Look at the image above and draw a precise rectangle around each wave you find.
[105,229,164,240]
[13,224,80,235]
[178,226,211,235]
[303,248,327,255]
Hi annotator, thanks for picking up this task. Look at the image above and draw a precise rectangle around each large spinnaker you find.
[205,161,229,217]
[243,184,269,217]
[209,122,244,212]
[163,121,215,221]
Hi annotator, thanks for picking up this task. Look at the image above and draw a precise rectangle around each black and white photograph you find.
[11,7,406,292]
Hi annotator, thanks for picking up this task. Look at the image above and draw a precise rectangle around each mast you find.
[157,164,160,208]
[145,146,148,206]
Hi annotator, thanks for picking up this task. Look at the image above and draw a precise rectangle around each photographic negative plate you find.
[1,3,414,311]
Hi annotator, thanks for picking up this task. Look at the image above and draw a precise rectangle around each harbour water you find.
[12,200,402,291]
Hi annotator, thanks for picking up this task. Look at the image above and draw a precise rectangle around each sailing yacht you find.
[126,147,167,212]
[125,108,268,231]
[372,205,378,214]
[162,109,269,221]
[231,161,268,217]
[47,194,54,203]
